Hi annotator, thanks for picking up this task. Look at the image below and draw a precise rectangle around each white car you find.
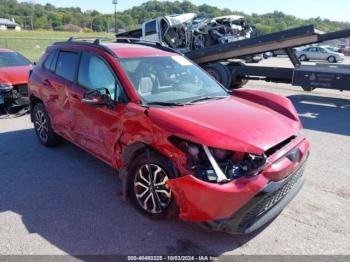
[295,46,345,63]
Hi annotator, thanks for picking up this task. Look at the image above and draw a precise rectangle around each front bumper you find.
[168,137,309,233]
[201,157,307,234]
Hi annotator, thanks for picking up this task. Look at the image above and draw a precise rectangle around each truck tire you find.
[229,62,248,89]
[203,63,232,89]
[231,79,248,89]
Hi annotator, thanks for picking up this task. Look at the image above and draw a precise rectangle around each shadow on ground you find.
[288,94,350,136]
[0,129,261,256]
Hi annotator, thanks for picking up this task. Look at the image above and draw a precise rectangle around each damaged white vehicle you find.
[117,13,254,53]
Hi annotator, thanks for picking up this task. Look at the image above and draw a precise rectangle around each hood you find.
[0,65,32,85]
[148,96,301,155]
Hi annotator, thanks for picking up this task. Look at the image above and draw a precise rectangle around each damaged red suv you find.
[28,39,309,234]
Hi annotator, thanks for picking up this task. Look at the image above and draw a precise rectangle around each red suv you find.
[28,39,309,234]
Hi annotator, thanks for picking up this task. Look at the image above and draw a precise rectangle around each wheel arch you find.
[29,95,43,122]
[118,142,179,201]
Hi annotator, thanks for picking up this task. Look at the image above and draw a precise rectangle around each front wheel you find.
[32,103,61,147]
[299,54,308,61]
[129,151,178,219]
[327,56,337,63]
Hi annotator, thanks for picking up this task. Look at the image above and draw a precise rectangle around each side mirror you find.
[81,88,113,107]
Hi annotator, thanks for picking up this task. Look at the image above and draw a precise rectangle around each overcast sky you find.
[20,0,350,22]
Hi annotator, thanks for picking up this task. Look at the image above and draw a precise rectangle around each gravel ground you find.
[0,57,349,257]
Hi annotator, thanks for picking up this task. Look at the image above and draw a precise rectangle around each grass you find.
[0,30,114,62]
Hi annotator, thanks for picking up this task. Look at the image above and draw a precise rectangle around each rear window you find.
[0,52,31,68]
[55,51,79,82]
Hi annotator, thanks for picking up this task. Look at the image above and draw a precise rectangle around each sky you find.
[19,0,350,22]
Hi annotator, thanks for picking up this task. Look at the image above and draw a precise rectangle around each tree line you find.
[0,0,349,35]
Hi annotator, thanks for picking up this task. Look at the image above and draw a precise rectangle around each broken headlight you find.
[0,83,13,93]
[169,136,267,184]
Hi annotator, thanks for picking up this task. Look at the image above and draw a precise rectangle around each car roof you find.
[104,43,177,58]
[53,42,178,58]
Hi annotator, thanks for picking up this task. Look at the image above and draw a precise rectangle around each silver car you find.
[295,46,345,63]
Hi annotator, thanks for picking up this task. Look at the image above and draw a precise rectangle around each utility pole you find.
[112,0,118,34]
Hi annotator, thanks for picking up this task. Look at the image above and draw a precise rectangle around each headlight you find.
[0,83,13,93]
[169,136,267,184]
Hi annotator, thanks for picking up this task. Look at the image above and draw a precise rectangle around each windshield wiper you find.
[187,96,228,104]
[146,101,184,107]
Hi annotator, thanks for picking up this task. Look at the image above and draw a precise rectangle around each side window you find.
[78,53,118,100]
[55,51,80,82]
[43,51,54,70]
[145,20,157,36]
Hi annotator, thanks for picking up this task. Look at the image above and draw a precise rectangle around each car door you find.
[307,47,316,60]
[68,51,126,165]
[43,49,80,140]
[318,47,329,60]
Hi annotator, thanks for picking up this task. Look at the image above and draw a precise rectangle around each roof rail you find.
[115,37,183,55]
[67,36,115,44]
[54,37,118,58]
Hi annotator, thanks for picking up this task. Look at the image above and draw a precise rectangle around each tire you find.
[231,79,248,89]
[32,103,61,147]
[299,54,308,61]
[203,63,232,88]
[228,62,248,89]
[128,151,178,219]
[327,56,336,63]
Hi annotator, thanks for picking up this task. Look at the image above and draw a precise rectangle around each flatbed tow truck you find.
[117,25,350,92]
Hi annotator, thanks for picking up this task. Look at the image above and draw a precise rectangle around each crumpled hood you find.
[0,66,31,85]
[148,96,301,155]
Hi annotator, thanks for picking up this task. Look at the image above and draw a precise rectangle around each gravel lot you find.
[0,57,349,257]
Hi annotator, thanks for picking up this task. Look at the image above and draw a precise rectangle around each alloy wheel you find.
[134,163,172,214]
[35,110,49,143]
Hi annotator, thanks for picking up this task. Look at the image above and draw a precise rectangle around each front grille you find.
[265,135,297,157]
[238,162,305,227]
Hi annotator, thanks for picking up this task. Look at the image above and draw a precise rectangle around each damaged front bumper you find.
[168,137,309,234]
[0,84,29,114]
[201,158,306,234]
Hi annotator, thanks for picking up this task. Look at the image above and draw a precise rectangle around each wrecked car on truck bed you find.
[117,13,253,53]
[28,38,309,234]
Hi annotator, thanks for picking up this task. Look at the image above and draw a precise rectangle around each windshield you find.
[0,52,32,68]
[119,56,228,105]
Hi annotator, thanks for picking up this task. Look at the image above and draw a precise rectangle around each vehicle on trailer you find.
[0,48,32,114]
[28,38,309,234]
[117,13,256,62]
[119,20,350,92]
[295,45,345,63]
